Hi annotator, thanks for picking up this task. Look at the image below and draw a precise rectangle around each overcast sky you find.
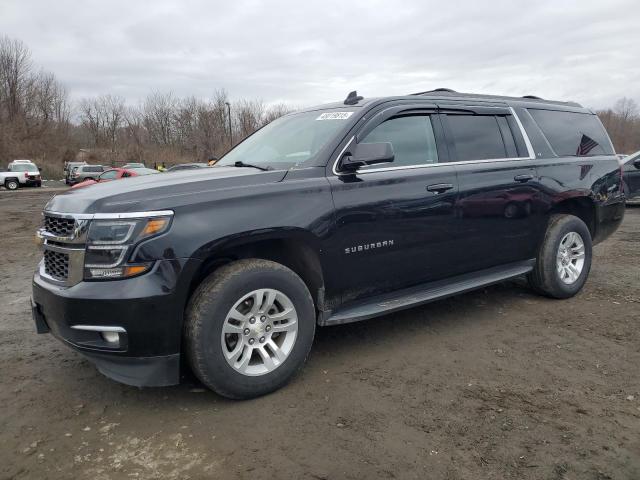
[1,0,639,110]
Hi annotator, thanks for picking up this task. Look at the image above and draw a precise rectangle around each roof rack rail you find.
[410,88,457,96]
[344,90,363,105]
[522,95,543,100]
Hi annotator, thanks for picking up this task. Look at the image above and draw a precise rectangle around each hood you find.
[45,167,288,214]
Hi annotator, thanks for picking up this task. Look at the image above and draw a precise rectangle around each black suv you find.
[32,90,625,399]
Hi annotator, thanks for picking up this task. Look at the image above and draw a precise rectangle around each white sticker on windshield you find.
[316,112,354,120]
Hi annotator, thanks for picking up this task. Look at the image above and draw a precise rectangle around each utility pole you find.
[225,102,233,147]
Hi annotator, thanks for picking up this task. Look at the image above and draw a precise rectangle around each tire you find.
[4,178,19,190]
[528,214,592,299]
[184,259,316,399]
[36,181,41,187]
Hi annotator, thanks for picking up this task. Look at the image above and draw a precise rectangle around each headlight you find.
[84,215,172,280]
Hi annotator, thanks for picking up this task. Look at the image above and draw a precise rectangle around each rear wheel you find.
[184,259,316,399]
[528,214,592,298]
[4,179,19,190]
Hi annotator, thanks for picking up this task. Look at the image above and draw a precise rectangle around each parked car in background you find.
[621,150,640,203]
[167,163,210,172]
[69,165,105,185]
[71,167,158,189]
[122,163,146,169]
[1,162,41,190]
[64,161,87,184]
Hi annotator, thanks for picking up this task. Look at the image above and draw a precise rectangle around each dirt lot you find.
[1,188,639,480]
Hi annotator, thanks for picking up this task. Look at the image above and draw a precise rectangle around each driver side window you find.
[360,115,439,168]
[99,170,118,180]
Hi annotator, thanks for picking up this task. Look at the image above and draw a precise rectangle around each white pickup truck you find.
[0,160,41,190]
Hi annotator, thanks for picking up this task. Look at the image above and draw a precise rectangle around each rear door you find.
[326,103,460,302]
[439,105,543,271]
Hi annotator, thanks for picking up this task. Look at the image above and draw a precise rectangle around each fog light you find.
[101,331,120,344]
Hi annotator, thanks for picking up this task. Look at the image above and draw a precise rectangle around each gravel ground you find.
[1,188,639,480]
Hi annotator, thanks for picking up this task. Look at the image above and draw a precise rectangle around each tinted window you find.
[447,115,507,161]
[528,109,614,156]
[83,166,103,172]
[360,115,438,168]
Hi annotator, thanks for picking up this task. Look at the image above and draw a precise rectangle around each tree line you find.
[1,34,639,178]
[595,98,640,155]
[0,36,291,176]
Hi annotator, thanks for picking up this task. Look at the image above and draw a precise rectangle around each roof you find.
[408,89,583,108]
[298,89,586,114]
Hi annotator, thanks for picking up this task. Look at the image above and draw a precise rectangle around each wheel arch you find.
[187,229,326,313]
[549,196,596,238]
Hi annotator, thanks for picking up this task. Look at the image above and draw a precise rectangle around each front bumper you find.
[31,258,200,387]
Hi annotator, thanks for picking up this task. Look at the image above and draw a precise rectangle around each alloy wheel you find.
[556,231,586,284]
[221,288,298,376]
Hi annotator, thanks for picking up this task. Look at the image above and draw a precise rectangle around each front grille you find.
[44,250,70,280]
[44,215,75,237]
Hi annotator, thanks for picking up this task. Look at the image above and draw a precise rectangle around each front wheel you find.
[184,259,316,399]
[528,214,592,299]
[4,179,19,190]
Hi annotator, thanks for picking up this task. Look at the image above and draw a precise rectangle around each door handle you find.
[514,174,534,182]
[426,183,454,193]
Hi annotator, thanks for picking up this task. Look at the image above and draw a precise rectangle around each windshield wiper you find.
[233,161,271,171]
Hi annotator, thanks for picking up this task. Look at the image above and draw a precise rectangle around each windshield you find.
[10,164,38,172]
[217,109,355,169]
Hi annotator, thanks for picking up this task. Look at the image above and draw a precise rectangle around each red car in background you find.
[71,167,159,189]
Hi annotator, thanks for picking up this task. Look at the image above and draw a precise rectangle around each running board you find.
[320,260,535,326]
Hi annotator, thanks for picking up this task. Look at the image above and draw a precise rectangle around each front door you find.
[326,106,459,304]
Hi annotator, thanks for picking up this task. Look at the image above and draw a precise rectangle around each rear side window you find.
[83,166,103,172]
[360,115,438,168]
[528,109,614,156]
[446,115,508,161]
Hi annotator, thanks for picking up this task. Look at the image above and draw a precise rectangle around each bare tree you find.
[0,35,33,122]
[143,91,179,146]
[263,103,294,125]
[78,94,125,152]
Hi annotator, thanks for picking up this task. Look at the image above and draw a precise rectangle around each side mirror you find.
[340,142,394,171]
[634,158,640,169]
